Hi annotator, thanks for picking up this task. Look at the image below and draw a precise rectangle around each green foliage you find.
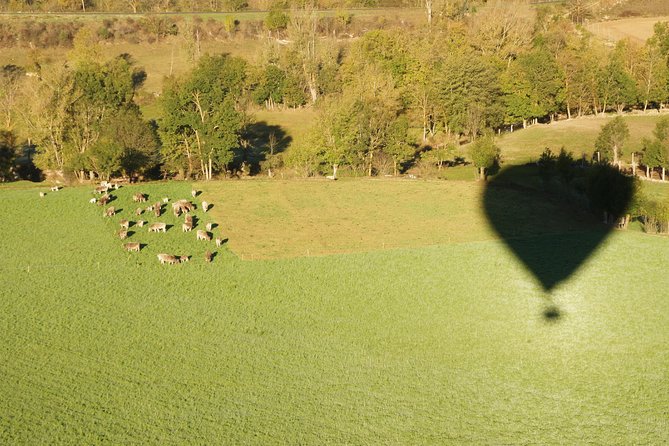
[594,116,629,164]
[587,163,638,220]
[265,8,290,32]
[251,64,286,107]
[470,133,500,178]
[0,129,16,181]
[159,54,247,179]
[502,49,565,124]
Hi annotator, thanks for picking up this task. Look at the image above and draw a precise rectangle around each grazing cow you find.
[94,185,108,194]
[179,255,189,263]
[157,253,178,265]
[196,229,211,241]
[215,237,223,247]
[98,194,110,206]
[51,186,60,192]
[123,242,140,252]
[185,213,193,223]
[89,197,96,204]
[113,183,120,190]
[119,219,130,230]
[154,206,161,218]
[206,222,213,231]
[136,220,145,227]
[119,229,128,240]
[182,222,193,232]
[135,207,143,216]
[205,251,213,263]
[191,189,197,198]
[133,193,147,203]
[148,222,167,233]
[202,201,209,212]
[39,192,46,198]
[104,206,115,217]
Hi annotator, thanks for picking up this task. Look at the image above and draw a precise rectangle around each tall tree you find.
[160,54,246,180]
[595,116,629,168]
[470,133,499,180]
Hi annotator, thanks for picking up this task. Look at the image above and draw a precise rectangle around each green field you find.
[1,180,668,443]
[496,114,668,164]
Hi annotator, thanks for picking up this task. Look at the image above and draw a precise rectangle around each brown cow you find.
[179,255,190,263]
[119,229,128,240]
[157,253,178,265]
[205,251,213,263]
[148,222,167,233]
[196,230,211,241]
[119,219,130,230]
[135,207,143,216]
[123,242,140,252]
[206,222,213,232]
[215,237,224,247]
[104,206,115,217]
[184,214,193,224]
[133,193,147,203]
[182,222,193,232]
[136,220,145,227]
[191,189,198,198]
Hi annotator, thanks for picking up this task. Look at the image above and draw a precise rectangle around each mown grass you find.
[0,181,667,444]
[496,114,667,164]
[198,178,604,259]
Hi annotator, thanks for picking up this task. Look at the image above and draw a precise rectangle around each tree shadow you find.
[238,121,292,175]
[483,164,635,319]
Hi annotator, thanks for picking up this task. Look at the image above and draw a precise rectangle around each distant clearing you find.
[586,16,669,43]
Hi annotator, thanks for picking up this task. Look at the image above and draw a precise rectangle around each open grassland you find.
[496,113,668,164]
[0,181,668,444]
[199,178,601,259]
[586,16,669,43]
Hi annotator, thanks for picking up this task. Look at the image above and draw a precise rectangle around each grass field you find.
[496,113,668,164]
[586,16,669,43]
[198,178,602,259]
[1,181,668,444]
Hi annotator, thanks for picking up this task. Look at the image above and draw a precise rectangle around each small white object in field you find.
[39,192,46,198]
[163,197,169,203]
[89,198,96,204]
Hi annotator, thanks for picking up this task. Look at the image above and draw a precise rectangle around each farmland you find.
[1,181,668,443]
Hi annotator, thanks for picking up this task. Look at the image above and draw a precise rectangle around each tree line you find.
[4,2,669,182]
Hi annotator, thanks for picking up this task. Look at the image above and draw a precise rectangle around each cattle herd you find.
[85,181,224,264]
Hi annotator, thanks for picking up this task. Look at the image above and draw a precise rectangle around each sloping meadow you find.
[0,182,667,443]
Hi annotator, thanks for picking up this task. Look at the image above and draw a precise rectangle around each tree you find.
[598,43,638,114]
[160,54,246,180]
[0,65,26,132]
[470,133,500,180]
[594,116,629,168]
[265,7,289,36]
[384,116,413,176]
[0,129,16,181]
[502,49,565,127]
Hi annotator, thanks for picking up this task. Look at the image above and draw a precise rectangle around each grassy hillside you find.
[496,114,668,164]
[0,181,667,443]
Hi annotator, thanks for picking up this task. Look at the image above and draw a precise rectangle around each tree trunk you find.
[646,165,650,178]
[368,151,374,176]
[332,163,338,179]
[522,119,527,129]
[567,103,571,120]
[663,167,666,181]
[393,159,398,176]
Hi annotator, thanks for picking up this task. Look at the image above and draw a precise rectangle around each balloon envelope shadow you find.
[483,165,634,293]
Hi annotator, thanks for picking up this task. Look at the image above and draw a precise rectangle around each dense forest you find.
[2,0,669,187]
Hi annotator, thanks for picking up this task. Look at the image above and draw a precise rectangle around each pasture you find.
[495,113,668,164]
[0,180,668,444]
[586,16,669,43]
